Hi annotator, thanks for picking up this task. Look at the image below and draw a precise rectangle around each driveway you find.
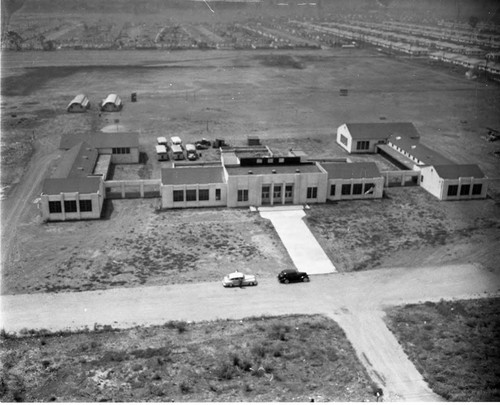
[2,263,499,401]
[259,206,336,274]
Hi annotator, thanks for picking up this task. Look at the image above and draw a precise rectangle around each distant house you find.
[60,132,140,164]
[336,122,420,154]
[67,94,90,113]
[321,162,384,201]
[419,164,488,201]
[39,142,105,221]
[100,94,122,112]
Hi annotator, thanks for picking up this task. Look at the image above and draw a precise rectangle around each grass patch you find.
[385,297,500,401]
[0,315,374,402]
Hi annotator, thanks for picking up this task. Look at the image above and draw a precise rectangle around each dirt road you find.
[2,263,499,401]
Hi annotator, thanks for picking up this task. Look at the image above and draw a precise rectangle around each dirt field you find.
[2,48,500,295]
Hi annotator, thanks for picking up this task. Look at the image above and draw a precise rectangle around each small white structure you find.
[67,94,90,113]
[156,144,169,161]
[100,94,122,112]
[185,144,198,160]
[170,136,182,146]
[157,137,168,146]
[171,144,184,160]
[337,122,420,154]
[419,164,488,201]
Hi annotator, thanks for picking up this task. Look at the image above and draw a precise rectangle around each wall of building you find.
[336,124,353,153]
[98,147,139,164]
[40,188,104,221]
[327,177,384,201]
[336,124,382,154]
[419,166,488,201]
[226,169,328,208]
[160,183,227,209]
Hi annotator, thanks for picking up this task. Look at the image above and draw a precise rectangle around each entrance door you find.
[261,185,271,205]
[285,184,294,204]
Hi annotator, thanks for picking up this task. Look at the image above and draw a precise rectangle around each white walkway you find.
[259,205,336,274]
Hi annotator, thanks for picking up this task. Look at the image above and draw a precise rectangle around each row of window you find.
[112,147,131,154]
[261,185,294,200]
[173,189,221,202]
[49,200,93,213]
[356,140,370,150]
[331,183,375,196]
[447,183,482,197]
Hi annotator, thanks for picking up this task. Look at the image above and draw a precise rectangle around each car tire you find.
[284,279,290,284]
[303,277,310,282]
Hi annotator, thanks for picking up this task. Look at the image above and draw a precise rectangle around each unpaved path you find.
[2,263,499,401]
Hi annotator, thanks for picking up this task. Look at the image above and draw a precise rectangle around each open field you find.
[2,47,500,294]
[0,315,375,402]
[385,297,500,401]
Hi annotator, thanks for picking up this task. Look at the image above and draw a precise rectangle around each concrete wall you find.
[336,124,381,154]
[40,183,104,221]
[226,169,328,208]
[327,177,384,201]
[419,166,488,200]
[98,147,139,164]
[161,183,227,209]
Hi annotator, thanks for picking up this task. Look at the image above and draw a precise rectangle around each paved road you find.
[2,263,499,401]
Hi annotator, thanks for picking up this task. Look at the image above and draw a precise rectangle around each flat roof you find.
[344,122,420,140]
[161,166,225,185]
[226,163,321,176]
[42,176,102,195]
[320,162,382,179]
[433,164,485,179]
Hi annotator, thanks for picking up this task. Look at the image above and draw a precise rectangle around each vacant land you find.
[0,315,375,402]
[385,298,500,401]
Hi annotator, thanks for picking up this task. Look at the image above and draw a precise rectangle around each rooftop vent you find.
[396,136,401,140]
[272,169,277,174]
[248,170,253,174]
[77,167,84,170]
[411,145,416,149]
[296,169,301,173]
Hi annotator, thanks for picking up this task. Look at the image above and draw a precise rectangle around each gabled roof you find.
[52,142,99,179]
[161,166,225,185]
[345,122,420,140]
[432,164,485,179]
[388,134,454,166]
[320,162,382,179]
[42,176,102,195]
[60,132,140,150]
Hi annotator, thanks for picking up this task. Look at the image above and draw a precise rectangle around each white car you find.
[222,271,258,288]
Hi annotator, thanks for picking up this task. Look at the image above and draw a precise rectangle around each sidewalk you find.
[259,206,336,274]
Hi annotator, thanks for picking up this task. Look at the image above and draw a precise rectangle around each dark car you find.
[195,138,211,149]
[277,269,310,284]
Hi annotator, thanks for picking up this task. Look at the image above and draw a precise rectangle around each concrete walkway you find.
[259,206,336,274]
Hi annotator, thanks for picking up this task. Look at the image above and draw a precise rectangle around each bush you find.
[268,322,290,341]
[164,321,188,333]
[250,343,267,359]
[214,360,237,380]
[179,380,192,394]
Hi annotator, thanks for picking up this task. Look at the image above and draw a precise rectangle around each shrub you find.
[268,322,291,341]
[250,343,267,359]
[179,380,192,394]
[164,321,188,333]
[214,360,237,380]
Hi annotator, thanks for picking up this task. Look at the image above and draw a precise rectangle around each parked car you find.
[222,271,257,287]
[195,138,211,149]
[277,269,310,284]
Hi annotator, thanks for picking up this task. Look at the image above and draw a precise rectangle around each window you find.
[199,189,209,201]
[279,158,285,163]
[421,175,424,183]
[460,184,470,196]
[262,186,270,199]
[330,184,336,196]
[341,184,352,195]
[472,184,482,195]
[215,188,221,201]
[237,189,248,202]
[273,185,281,199]
[352,184,363,195]
[307,187,317,199]
[364,183,375,195]
[285,185,293,198]
[64,200,77,212]
[356,140,369,150]
[112,147,131,154]
[79,200,92,212]
[173,190,184,202]
[340,134,348,146]
[49,201,62,213]
[186,190,197,201]
[447,185,458,196]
